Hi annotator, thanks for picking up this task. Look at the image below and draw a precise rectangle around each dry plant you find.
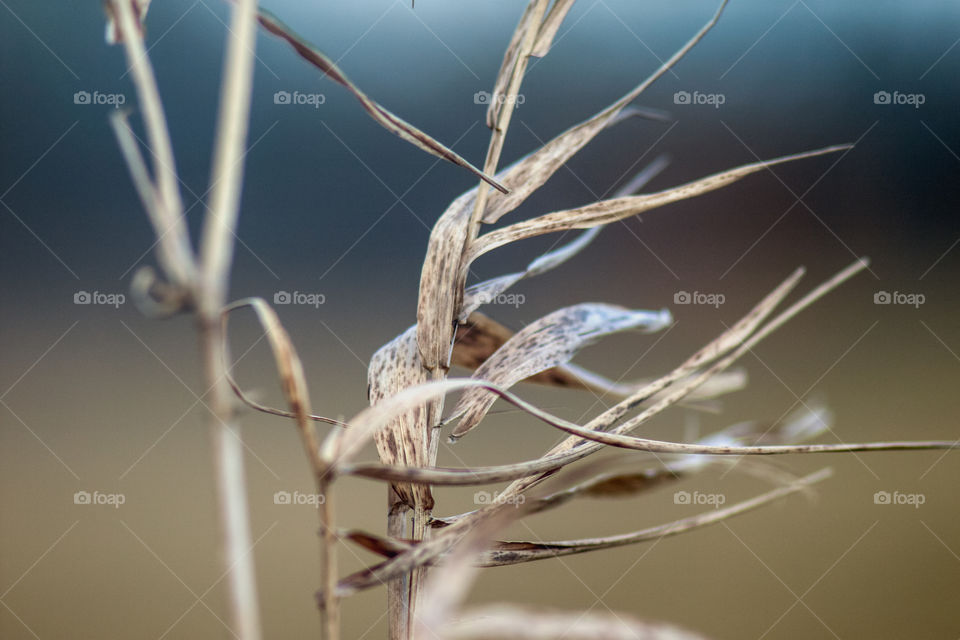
[102,0,958,638]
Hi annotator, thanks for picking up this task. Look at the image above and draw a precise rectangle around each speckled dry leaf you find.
[442,604,707,639]
[448,303,671,440]
[254,9,505,194]
[452,311,746,400]
[104,0,150,44]
[469,145,851,262]
[366,325,433,510]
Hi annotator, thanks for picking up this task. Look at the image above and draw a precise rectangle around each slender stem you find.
[200,319,264,640]
[199,0,259,314]
[108,0,194,287]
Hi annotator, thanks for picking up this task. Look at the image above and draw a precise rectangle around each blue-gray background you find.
[2,1,959,638]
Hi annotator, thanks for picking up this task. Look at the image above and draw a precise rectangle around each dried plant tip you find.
[253,9,506,193]
[469,145,853,262]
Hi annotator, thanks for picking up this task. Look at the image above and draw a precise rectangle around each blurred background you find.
[2,0,959,637]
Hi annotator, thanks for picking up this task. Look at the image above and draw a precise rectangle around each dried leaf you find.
[530,0,577,57]
[343,530,412,559]
[469,146,851,262]
[366,325,433,510]
[221,298,324,474]
[417,0,725,370]
[452,312,746,400]
[476,468,833,567]
[253,9,505,194]
[478,0,729,225]
[448,303,671,440]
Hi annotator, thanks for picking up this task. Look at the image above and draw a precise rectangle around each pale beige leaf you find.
[469,146,851,262]
[479,0,728,225]
[221,298,324,474]
[366,325,433,510]
[475,468,833,567]
[452,312,745,399]
[448,304,671,441]
[530,0,577,57]
[254,9,505,194]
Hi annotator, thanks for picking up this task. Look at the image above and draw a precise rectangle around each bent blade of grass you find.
[447,303,671,440]
[252,8,505,194]
[452,312,746,400]
[476,468,833,567]
[469,146,852,262]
